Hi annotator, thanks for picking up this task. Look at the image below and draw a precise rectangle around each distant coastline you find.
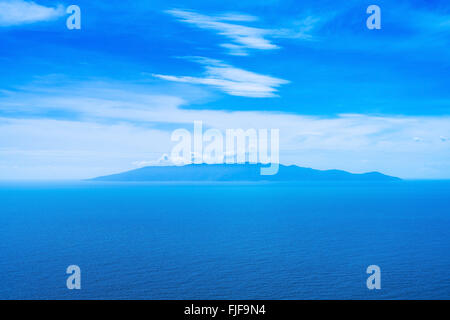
[90,164,400,182]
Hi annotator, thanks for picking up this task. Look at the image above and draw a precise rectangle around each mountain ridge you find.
[90,164,400,182]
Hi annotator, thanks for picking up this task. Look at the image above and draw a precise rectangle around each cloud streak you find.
[166,9,279,55]
[153,57,289,98]
[166,9,324,55]
[0,0,64,26]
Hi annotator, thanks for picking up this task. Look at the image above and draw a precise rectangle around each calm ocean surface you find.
[1,181,449,299]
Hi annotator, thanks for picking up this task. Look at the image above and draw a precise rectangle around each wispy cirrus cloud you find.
[153,57,289,98]
[272,15,322,41]
[0,0,64,27]
[166,9,324,55]
[166,9,279,55]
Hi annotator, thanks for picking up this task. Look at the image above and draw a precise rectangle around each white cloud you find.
[272,16,321,41]
[0,0,64,26]
[214,13,259,22]
[166,9,278,55]
[166,9,323,55]
[153,57,289,98]
[0,117,172,179]
[220,43,249,56]
[1,82,450,179]
[132,154,172,168]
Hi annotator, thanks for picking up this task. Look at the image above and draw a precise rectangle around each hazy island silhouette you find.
[90,164,400,182]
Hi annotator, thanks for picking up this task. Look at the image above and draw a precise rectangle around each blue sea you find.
[1,181,449,299]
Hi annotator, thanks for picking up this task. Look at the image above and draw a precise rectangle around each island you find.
[90,164,400,182]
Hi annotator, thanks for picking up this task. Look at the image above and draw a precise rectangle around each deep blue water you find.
[0,181,449,299]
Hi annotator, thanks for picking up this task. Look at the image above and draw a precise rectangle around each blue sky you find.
[0,0,449,179]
